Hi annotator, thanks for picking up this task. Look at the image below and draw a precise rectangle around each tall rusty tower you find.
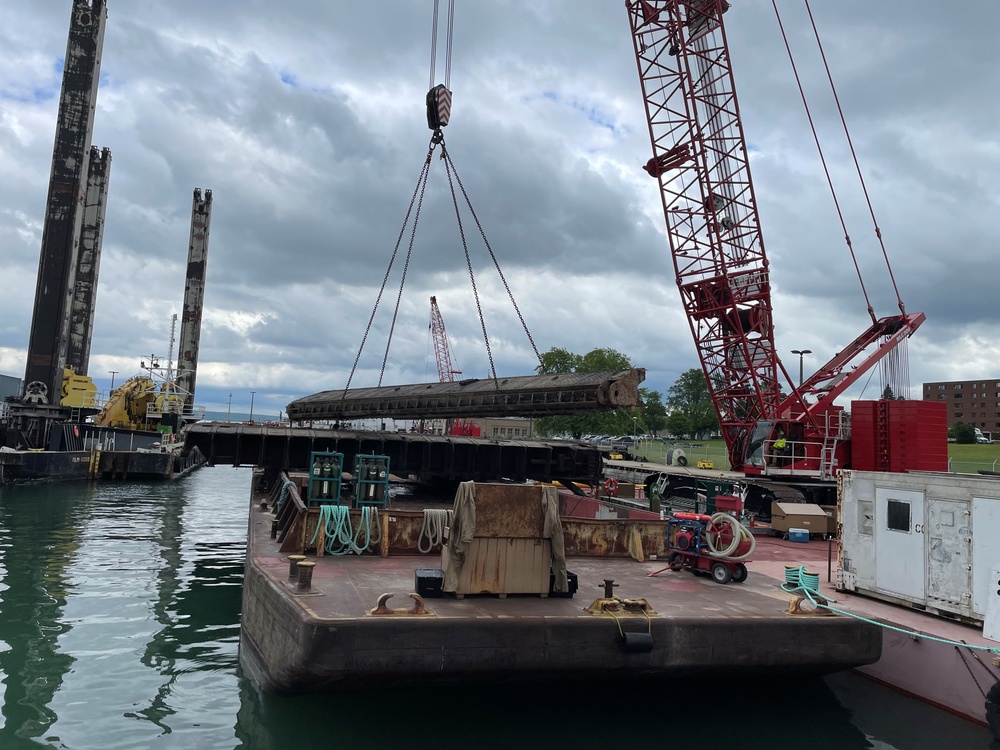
[66,146,112,376]
[174,189,213,408]
[23,0,108,406]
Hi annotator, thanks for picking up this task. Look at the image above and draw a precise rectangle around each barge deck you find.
[240,473,881,694]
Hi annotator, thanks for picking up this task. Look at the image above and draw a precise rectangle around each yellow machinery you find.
[92,376,157,430]
[91,375,188,433]
[59,368,98,409]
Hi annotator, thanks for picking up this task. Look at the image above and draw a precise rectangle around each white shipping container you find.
[838,470,1000,627]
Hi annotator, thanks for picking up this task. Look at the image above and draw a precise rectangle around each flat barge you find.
[240,470,881,693]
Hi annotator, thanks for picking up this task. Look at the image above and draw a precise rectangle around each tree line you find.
[532,347,718,440]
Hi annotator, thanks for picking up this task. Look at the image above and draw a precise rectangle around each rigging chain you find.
[343,130,542,404]
[342,142,435,399]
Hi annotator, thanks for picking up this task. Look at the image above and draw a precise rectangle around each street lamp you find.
[631,415,638,437]
[108,370,118,392]
[249,391,256,423]
[227,393,233,422]
[791,349,812,388]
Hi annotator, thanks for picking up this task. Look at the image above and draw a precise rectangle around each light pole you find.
[631,415,638,437]
[108,370,118,391]
[227,393,232,422]
[249,391,256,423]
[791,349,812,388]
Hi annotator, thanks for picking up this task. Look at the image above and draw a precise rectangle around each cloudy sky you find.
[2,0,998,421]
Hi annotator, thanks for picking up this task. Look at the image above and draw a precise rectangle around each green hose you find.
[781,564,1000,655]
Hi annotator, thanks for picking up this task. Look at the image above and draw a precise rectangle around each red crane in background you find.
[429,295,462,382]
[625,1,926,487]
[429,296,479,436]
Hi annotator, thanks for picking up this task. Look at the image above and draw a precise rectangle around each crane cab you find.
[744,419,827,476]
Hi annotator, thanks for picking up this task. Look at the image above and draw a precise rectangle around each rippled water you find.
[0,469,995,749]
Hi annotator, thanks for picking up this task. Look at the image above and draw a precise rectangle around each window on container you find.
[886,499,911,533]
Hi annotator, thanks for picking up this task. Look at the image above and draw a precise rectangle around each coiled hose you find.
[704,512,756,561]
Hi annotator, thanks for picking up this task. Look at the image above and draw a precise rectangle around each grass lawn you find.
[630,438,1000,475]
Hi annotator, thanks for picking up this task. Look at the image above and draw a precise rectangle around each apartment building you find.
[922,379,1000,432]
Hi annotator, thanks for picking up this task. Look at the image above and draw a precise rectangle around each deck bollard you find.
[296,560,316,592]
[287,554,306,580]
[270,519,278,538]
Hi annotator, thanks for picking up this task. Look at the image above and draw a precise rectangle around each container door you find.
[972,496,1000,616]
[874,487,925,600]
[926,498,970,610]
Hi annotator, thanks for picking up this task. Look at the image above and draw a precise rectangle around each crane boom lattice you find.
[429,296,461,383]
[627,0,780,469]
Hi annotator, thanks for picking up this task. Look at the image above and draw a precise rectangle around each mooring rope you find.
[782,565,1000,655]
[418,508,453,553]
[353,506,381,551]
[276,479,296,512]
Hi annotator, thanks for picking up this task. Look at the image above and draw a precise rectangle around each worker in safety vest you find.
[772,428,789,467]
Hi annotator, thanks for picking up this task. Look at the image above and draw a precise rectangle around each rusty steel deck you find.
[285,369,645,422]
[240,476,882,693]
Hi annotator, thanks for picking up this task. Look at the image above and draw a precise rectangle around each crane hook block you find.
[426,84,452,130]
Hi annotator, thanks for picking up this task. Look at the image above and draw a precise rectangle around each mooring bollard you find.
[287,554,306,580]
[296,560,316,592]
[270,519,278,538]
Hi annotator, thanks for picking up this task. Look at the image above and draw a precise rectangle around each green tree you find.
[536,347,581,375]
[640,390,668,435]
[533,347,645,438]
[665,368,719,439]
[952,421,976,444]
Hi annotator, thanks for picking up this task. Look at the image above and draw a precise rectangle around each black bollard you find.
[296,560,316,592]
[287,554,306,580]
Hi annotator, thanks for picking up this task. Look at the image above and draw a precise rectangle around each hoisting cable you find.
[804,0,906,317]
[428,0,439,90]
[428,0,455,91]
[770,0,876,327]
[345,0,541,400]
[444,0,455,90]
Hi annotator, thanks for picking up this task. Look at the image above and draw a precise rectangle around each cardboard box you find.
[770,502,829,535]
[819,504,839,533]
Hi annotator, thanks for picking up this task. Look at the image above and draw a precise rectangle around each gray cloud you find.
[1,0,997,419]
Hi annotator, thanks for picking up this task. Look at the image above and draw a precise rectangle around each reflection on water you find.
[0,468,996,750]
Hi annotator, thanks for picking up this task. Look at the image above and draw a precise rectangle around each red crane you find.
[625,1,925,487]
[429,296,480,437]
[429,295,462,383]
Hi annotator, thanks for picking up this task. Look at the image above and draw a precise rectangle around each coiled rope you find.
[311,506,381,556]
[417,508,453,553]
[782,565,1000,656]
[276,479,297,512]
